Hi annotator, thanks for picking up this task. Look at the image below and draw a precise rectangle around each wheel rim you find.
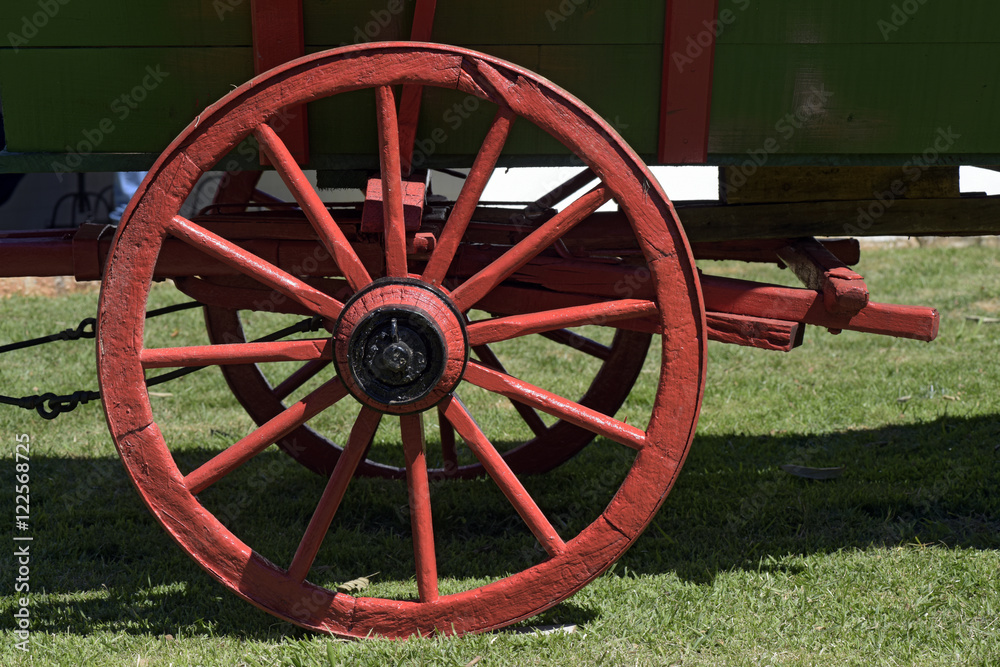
[97,43,706,638]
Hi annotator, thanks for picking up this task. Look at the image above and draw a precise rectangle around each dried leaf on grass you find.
[337,574,376,594]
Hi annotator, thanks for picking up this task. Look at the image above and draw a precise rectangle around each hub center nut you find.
[333,279,468,414]
[380,335,413,375]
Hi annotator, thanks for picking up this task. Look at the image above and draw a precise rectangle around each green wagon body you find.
[3,0,999,172]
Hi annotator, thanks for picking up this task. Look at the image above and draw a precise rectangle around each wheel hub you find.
[334,279,467,414]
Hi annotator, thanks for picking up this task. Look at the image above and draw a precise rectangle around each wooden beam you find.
[722,166,961,204]
[706,313,804,352]
[776,238,868,316]
[658,0,719,164]
[690,238,860,266]
[701,274,939,342]
[251,0,309,164]
[399,0,438,176]
[675,195,1000,241]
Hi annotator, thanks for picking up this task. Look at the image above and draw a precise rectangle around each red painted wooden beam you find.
[776,238,869,316]
[700,274,939,342]
[658,0,719,164]
[251,0,309,164]
[399,0,438,175]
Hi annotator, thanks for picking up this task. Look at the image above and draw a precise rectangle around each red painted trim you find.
[409,0,438,41]
[658,0,719,164]
[399,0,439,175]
[251,0,309,164]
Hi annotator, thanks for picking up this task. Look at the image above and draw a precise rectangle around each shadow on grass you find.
[3,414,997,637]
[632,413,1000,584]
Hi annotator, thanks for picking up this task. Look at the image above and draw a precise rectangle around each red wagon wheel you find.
[97,44,705,638]
[203,304,651,478]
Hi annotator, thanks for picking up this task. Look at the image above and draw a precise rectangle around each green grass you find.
[1,245,998,666]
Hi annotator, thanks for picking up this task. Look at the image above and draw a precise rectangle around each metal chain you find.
[1,302,324,420]
[0,318,96,354]
[0,390,101,420]
[0,301,201,355]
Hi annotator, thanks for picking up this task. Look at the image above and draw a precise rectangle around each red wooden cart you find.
[0,0,993,638]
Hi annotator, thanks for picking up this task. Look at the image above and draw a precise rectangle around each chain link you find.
[1,303,322,420]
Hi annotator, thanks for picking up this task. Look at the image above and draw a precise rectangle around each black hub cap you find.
[346,305,447,406]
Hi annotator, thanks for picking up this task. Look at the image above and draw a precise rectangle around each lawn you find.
[1,244,998,666]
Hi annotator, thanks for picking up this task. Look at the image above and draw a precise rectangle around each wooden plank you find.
[690,238,860,266]
[304,0,665,47]
[675,195,1000,242]
[722,166,961,204]
[717,1,1000,45]
[658,0,718,164]
[0,47,252,154]
[0,0,662,48]
[708,43,1000,159]
[0,0,249,47]
[706,312,804,352]
[0,151,160,174]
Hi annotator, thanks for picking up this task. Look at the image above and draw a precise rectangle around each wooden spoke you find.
[184,378,348,495]
[251,189,285,208]
[450,186,612,312]
[463,360,646,451]
[466,299,657,347]
[141,339,332,369]
[540,329,612,360]
[422,108,516,287]
[273,358,332,401]
[254,124,372,291]
[437,406,458,476]
[472,344,548,437]
[401,413,439,603]
[521,168,597,215]
[375,85,407,278]
[210,170,262,211]
[166,215,344,320]
[287,407,383,583]
[441,396,565,558]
